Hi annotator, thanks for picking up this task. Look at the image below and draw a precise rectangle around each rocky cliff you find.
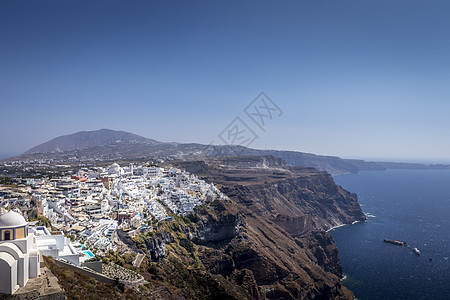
[219,170,364,235]
[119,156,364,299]
[134,197,355,299]
[176,156,365,233]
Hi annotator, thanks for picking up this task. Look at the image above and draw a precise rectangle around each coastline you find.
[326,219,364,233]
[326,223,347,232]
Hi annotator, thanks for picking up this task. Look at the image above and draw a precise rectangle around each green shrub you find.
[179,238,194,253]
[63,270,74,283]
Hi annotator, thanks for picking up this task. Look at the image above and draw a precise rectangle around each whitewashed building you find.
[0,210,41,295]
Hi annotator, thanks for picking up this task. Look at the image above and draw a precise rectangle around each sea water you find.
[331,169,450,300]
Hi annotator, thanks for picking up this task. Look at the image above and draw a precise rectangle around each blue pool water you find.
[83,250,95,258]
[331,169,450,300]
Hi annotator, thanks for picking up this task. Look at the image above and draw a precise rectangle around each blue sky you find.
[1,1,450,162]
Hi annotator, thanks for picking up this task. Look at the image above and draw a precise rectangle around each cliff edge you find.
[141,155,365,299]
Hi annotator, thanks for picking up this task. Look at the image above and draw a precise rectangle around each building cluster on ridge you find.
[1,163,227,252]
[0,162,229,295]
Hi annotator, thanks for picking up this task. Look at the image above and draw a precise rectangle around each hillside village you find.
[0,162,229,264]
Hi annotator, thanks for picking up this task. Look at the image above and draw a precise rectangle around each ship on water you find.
[383,239,408,246]
[413,247,421,255]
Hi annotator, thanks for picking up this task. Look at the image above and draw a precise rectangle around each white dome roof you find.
[0,211,27,228]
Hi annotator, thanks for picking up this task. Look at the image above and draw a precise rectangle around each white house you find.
[30,226,80,266]
[130,214,142,228]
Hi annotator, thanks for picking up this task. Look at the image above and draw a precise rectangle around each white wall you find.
[0,253,17,294]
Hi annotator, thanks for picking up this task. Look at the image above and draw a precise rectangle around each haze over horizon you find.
[2,1,450,163]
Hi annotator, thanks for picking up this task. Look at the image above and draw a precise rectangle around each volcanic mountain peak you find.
[24,129,160,154]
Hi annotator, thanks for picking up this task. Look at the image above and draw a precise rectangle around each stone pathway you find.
[133,253,145,268]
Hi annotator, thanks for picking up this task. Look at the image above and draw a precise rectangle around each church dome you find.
[0,211,27,228]
[109,163,120,169]
[107,163,123,175]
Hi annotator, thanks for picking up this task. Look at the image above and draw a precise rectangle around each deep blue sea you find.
[331,169,450,300]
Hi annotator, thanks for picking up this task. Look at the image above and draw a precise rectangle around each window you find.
[4,231,11,240]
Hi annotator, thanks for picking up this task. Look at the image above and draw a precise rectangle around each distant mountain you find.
[16,129,450,175]
[24,129,160,154]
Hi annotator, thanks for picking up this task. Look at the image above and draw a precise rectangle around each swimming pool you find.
[83,250,95,258]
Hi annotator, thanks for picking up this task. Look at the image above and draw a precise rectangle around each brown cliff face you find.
[221,172,365,235]
[166,156,364,299]
[176,156,365,233]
